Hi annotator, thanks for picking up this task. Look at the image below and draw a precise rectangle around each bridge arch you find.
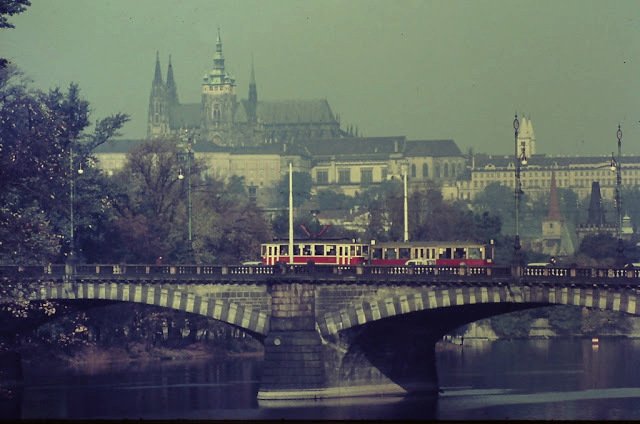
[318,284,640,337]
[29,281,269,336]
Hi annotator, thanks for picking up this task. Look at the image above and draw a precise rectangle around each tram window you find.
[303,245,312,255]
[372,247,382,259]
[399,248,410,259]
[314,245,325,255]
[362,245,369,255]
[454,248,465,259]
[279,245,289,255]
[439,248,452,259]
[385,248,397,259]
[350,245,356,256]
[261,245,266,256]
[327,245,336,256]
[293,244,301,255]
[468,247,482,259]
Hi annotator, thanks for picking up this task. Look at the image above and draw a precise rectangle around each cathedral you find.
[147,29,344,146]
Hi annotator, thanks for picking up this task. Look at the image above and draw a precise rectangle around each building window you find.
[361,168,373,185]
[338,168,351,184]
[444,163,449,178]
[422,163,429,178]
[381,167,388,181]
[411,164,416,178]
[435,163,441,179]
[316,169,329,184]
[248,186,257,203]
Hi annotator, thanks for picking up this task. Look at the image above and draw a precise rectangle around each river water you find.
[12,338,640,420]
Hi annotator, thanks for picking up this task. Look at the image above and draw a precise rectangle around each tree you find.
[111,139,272,263]
[0,65,128,264]
[275,171,312,208]
[0,0,31,69]
[315,188,356,212]
[110,138,189,262]
[472,182,515,236]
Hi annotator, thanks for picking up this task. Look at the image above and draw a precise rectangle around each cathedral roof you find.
[255,99,336,124]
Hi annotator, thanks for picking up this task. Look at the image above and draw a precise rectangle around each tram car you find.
[369,240,493,267]
[261,239,493,267]
[260,240,370,265]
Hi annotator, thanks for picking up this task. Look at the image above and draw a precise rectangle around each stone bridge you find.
[2,263,640,400]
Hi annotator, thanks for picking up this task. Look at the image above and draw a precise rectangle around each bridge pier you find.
[257,283,440,401]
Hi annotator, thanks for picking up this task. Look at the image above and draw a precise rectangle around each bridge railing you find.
[1,264,639,282]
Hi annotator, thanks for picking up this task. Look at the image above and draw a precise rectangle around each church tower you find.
[201,28,238,145]
[517,116,537,159]
[541,172,575,256]
[165,55,179,110]
[147,52,170,138]
[247,56,258,123]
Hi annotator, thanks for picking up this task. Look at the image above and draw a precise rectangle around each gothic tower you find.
[201,28,238,145]
[165,54,179,110]
[147,51,170,138]
[247,56,258,124]
[517,116,536,159]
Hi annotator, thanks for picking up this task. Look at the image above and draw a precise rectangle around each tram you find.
[260,239,492,267]
[260,240,369,265]
[369,240,493,267]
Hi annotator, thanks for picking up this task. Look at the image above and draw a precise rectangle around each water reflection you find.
[12,338,640,420]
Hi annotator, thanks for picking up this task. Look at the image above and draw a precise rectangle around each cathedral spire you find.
[153,51,163,86]
[248,54,258,123]
[547,172,562,221]
[166,54,179,106]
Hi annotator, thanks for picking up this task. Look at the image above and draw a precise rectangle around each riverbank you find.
[20,342,264,373]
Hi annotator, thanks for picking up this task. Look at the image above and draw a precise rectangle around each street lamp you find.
[513,113,527,264]
[68,145,84,271]
[178,132,194,258]
[610,124,624,265]
[402,161,409,242]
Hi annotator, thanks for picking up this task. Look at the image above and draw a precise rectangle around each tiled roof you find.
[302,136,405,158]
[256,99,336,124]
[404,139,462,157]
[474,153,640,169]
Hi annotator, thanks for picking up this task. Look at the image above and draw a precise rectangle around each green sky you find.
[2,0,639,156]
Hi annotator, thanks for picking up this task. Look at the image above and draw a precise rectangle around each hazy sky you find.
[3,0,639,156]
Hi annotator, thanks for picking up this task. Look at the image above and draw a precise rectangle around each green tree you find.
[275,171,313,208]
[111,140,272,263]
[0,0,30,69]
[473,182,515,236]
[0,65,128,264]
[110,138,190,262]
[315,188,356,211]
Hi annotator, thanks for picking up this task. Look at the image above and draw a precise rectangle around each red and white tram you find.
[261,239,493,267]
[261,240,369,266]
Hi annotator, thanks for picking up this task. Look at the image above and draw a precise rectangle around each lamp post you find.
[610,124,624,265]
[178,132,193,259]
[67,145,84,272]
[402,162,409,242]
[513,113,527,264]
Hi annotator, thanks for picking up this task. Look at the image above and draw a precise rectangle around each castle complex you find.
[147,29,343,146]
[95,30,640,243]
